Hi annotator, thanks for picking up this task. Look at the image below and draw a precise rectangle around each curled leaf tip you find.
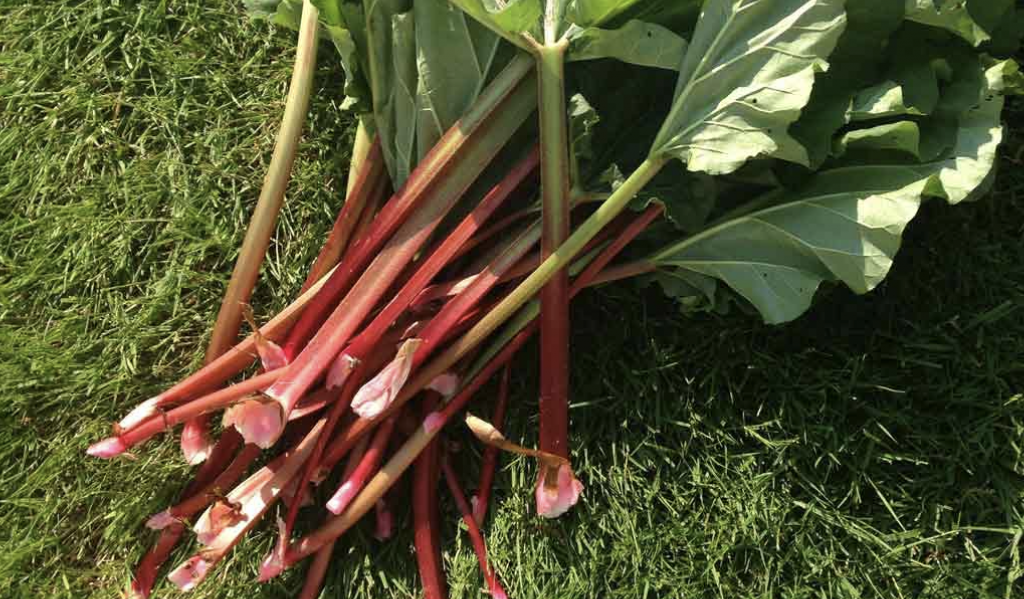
[222,398,283,449]
[327,353,360,390]
[167,556,211,592]
[535,463,584,519]
[87,436,127,459]
[145,510,175,531]
[351,339,422,419]
[257,518,287,582]
[195,498,246,546]
[180,421,213,465]
[427,373,460,397]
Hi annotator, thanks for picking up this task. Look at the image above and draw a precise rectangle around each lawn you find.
[1,2,1023,598]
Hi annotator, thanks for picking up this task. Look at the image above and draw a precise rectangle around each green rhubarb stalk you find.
[205,0,319,359]
[180,0,319,464]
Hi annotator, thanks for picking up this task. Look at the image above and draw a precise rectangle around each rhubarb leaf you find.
[650,59,1012,324]
[362,0,511,186]
[565,20,687,70]
[245,0,304,28]
[313,0,371,111]
[414,0,505,158]
[444,0,542,49]
[904,0,1013,47]
[648,0,847,175]
[447,0,689,68]
[564,0,645,27]
[783,0,906,169]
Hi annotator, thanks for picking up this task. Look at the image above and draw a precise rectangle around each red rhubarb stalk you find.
[144,443,262,531]
[167,419,325,591]
[441,452,507,599]
[127,431,247,598]
[297,543,334,599]
[270,204,665,567]
[301,132,385,293]
[341,148,539,363]
[314,212,648,467]
[472,364,511,524]
[112,263,339,434]
[413,393,448,599]
[257,65,538,440]
[532,37,573,463]
[297,430,369,599]
[326,415,397,514]
[411,221,541,365]
[89,370,281,458]
[278,55,535,361]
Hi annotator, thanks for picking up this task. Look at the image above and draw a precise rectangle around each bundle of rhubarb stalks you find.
[89,1,1023,597]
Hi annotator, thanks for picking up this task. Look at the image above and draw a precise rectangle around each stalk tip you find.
[118,397,161,431]
[87,436,128,459]
[422,412,445,434]
[325,481,357,515]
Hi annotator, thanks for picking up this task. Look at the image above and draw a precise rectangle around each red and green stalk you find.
[273,201,665,568]
[473,364,511,524]
[413,392,448,599]
[300,130,386,293]
[530,22,573,464]
[262,57,538,419]
[276,55,536,363]
[441,453,507,599]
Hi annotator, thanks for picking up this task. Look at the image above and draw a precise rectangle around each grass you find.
[1,1,1023,598]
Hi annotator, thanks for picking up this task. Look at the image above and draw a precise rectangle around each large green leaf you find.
[913,60,1014,204]
[788,0,905,168]
[445,0,542,48]
[651,59,1013,324]
[904,0,1014,47]
[414,0,504,157]
[357,0,511,186]
[313,1,371,111]
[565,0,645,27]
[649,0,848,176]
[447,0,689,69]
[363,0,414,184]
[565,20,686,70]
[652,166,926,324]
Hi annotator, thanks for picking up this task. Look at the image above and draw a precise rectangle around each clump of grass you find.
[1,2,1023,598]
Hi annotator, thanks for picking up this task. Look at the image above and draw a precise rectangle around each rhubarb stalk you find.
[441,453,507,599]
[301,131,386,293]
[110,263,338,435]
[204,0,319,362]
[277,55,535,361]
[472,364,511,524]
[253,61,539,444]
[270,204,665,569]
[529,26,572,470]
[413,393,447,599]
